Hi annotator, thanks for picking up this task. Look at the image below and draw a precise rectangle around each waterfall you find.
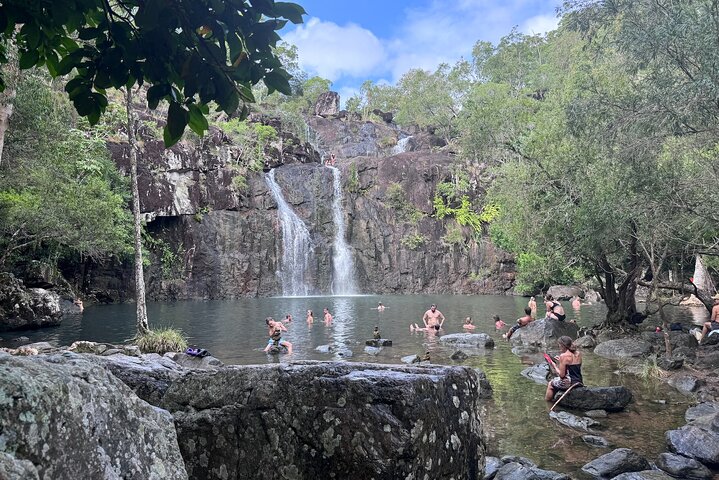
[329,166,357,295]
[264,169,314,296]
[391,136,412,155]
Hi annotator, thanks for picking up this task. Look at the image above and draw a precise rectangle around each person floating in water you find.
[377,302,386,312]
[463,317,476,330]
[306,309,314,324]
[544,294,566,321]
[263,317,292,354]
[422,304,445,330]
[493,315,507,329]
[373,326,381,339]
[545,336,583,401]
[571,296,581,310]
[323,307,333,324]
[283,313,293,323]
[73,298,84,313]
[409,323,441,333]
[503,307,533,340]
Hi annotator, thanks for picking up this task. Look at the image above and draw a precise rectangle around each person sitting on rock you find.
[545,336,583,401]
[463,317,476,330]
[494,315,507,329]
[701,295,719,340]
[545,294,566,321]
[373,326,381,339]
[263,317,292,354]
[503,308,533,340]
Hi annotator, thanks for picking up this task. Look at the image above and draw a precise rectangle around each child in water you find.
[494,315,507,329]
[463,317,476,330]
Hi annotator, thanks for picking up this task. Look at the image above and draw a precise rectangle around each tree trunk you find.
[597,244,642,326]
[126,88,149,335]
[0,43,20,167]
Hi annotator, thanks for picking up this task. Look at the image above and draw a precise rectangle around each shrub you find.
[401,233,426,250]
[134,327,188,354]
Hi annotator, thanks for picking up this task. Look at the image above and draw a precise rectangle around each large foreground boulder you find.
[0,352,188,479]
[0,273,62,330]
[594,339,652,359]
[666,413,719,466]
[509,319,579,348]
[552,386,633,412]
[115,359,486,480]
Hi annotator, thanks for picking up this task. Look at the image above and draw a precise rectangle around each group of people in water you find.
[263,306,336,354]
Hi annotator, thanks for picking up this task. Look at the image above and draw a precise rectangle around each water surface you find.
[17,294,706,477]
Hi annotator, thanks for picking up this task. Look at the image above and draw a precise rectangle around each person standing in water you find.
[306,309,314,324]
[422,304,445,331]
[463,317,476,330]
[323,307,333,324]
[528,296,537,319]
[377,302,386,312]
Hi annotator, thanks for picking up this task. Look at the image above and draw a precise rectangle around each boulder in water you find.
[165,351,223,369]
[0,352,188,479]
[547,285,584,301]
[668,374,702,394]
[552,386,632,412]
[574,335,597,348]
[365,338,392,347]
[549,411,600,432]
[594,339,652,359]
[440,333,495,349]
[582,435,612,448]
[520,363,550,384]
[655,452,713,479]
[611,471,674,480]
[364,346,382,355]
[685,402,719,423]
[451,350,469,361]
[0,273,63,330]
[509,319,578,348]
[581,448,650,478]
[494,461,569,480]
[401,354,420,364]
[666,416,719,465]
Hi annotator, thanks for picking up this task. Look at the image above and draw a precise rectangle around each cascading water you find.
[391,136,412,155]
[329,166,357,295]
[264,169,314,296]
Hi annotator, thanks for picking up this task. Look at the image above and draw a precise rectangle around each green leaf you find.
[187,104,209,136]
[18,50,40,70]
[271,2,306,24]
[20,22,41,49]
[147,84,170,109]
[263,71,291,95]
[164,102,188,147]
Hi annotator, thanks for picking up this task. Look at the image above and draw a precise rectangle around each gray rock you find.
[365,338,392,347]
[656,356,683,370]
[0,273,62,330]
[610,471,673,480]
[484,456,502,479]
[666,421,719,465]
[585,409,608,418]
[685,402,719,423]
[364,346,382,355]
[575,335,598,348]
[0,452,39,480]
[655,452,713,479]
[451,350,469,361]
[521,363,550,384]
[553,386,633,412]
[594,339,653,359]
[101,347,123,356]
[668,375,701,394]
[495,462,569,480]
[157,361,485,480]
[500,456,537,467]
[8,336,30,345]
[582,448,650,478]
[440,333,495,349]
[314,91,340,116]
[582,435,612,448]
[509,319,578,348]
[316,344,335,353]
[547,285,584,301]
[0,353,188,479]
[550,410,600,431]
[693,350,719,368]
[335,347,353,358]
[401,354,420,364]
[165,351,224,369]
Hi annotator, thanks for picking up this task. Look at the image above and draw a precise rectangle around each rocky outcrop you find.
[581,448,651,478]
[0,273,62,330]
[95,355,486,480]
[551,386,633,412]
[546,285,584,301]
[314,91,340,117]
[594,339,652,359]
[0,352,188,479]
[509,319,578,349]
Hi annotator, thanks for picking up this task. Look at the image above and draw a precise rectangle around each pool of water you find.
[14,294,709,477]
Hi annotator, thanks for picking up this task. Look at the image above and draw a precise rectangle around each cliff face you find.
[87,111,515,301]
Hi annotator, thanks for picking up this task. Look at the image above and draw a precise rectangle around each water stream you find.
[391,136,412,155]
[264,169,314,296]
[328,166,357,295]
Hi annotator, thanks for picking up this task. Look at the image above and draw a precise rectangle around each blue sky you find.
[282,0,562,102]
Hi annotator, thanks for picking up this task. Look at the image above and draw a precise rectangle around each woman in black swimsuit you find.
[545,336,582,401]
[544,294,566,321]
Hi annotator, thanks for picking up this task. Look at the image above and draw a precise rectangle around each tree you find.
[0,0,305,146]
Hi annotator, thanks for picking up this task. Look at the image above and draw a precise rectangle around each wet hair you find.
[546,294,554,301]
[558,336,576,353]
[307,310,313,315]
[265,317,274,325]
[530,296,535,300]
[492,315,501,322]
[524,307,532,315]
[465,316,472,322]
[431,304,437,308]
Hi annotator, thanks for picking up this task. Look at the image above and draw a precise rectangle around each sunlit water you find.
[12,295,712,477]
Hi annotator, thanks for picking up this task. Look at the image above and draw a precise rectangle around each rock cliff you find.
[83,100,515,300]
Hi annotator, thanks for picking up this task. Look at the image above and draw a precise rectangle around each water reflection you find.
[11,294,694,475]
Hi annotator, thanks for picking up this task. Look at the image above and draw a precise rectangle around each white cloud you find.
[283,17,386,81]
[522,14,560,35]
